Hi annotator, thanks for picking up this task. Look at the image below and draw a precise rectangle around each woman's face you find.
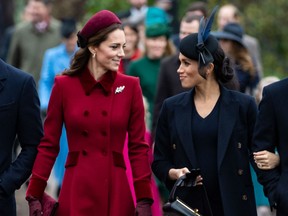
[177,53,203,88]
[94,29,126,72]
[219,39,232,55]
[145,36,167,59]
[123,25,138,54]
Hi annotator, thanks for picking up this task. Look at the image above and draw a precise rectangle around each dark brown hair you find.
[213,46,239,90]
[63,23,123,76]
[229,41,256,77]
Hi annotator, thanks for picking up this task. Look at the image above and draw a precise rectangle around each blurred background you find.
[2,0,287,78]
[0,1,286,215]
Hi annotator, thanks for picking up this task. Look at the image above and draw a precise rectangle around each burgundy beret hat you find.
[77,10,121,48]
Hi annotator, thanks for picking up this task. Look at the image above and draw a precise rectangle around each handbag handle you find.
[168,174,189,201]
[168,173,214,216]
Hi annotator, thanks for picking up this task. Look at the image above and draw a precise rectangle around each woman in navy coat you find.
[152,8,257,216]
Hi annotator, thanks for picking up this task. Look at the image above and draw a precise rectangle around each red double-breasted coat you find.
[27,68,153,215]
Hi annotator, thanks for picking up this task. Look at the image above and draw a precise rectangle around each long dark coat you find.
[152,86,257,216]
[253,78,288,216]
[0,59,43,216]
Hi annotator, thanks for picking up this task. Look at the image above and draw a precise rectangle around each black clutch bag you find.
[163,170,212,216]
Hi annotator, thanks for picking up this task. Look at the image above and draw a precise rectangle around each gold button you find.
[242,195,247,200]
[238,169,243,175]
[238,142,242,149]
[172,144,176,150]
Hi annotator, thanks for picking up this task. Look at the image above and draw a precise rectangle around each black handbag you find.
[162,171,213,216]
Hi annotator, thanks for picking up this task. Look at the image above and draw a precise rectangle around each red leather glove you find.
[135,199,153,216]
[26,192,58,216]
[26,195,43,216]
[41,192,58,216]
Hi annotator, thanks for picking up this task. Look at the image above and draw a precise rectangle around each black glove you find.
[135,199,153,216]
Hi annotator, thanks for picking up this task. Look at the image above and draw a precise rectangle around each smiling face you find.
[145,36,167,59]
[93,29,126,72]
[123,25,139,56]
[177,53,204,88]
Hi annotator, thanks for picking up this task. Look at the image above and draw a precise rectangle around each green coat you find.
[127,56,161,129]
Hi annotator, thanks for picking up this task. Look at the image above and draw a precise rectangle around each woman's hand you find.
[253,150,280,170]
[194,175,203,186]
[135,199,152,216]
[168,168,203,185]
[26,195,43,216]
[168,167,190,180]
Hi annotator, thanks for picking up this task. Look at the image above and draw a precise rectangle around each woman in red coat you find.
[26,10,153,216]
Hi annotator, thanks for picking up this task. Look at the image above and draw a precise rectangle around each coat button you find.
[238,142,242,149]
[242,195,247,200]
[238,169,243,175]
[102,111,107,116]
[82,150,88,156]
[83,110,89,116]
[82,130,89,137]
[101,131,107,136]
[172,144,176,150]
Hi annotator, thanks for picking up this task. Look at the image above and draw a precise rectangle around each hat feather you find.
[198,6,219,45]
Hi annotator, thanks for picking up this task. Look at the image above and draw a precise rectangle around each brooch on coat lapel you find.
[115,86,125,94]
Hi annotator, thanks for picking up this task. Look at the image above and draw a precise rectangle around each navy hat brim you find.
[212,31,246,48]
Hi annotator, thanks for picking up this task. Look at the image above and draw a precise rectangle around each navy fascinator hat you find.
[179,6,219,78]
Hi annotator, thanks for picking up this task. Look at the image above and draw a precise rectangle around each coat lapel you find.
[175,89,199,167]
[217,87,238,170]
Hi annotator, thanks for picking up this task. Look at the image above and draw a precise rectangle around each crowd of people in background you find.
[0,0,286,216]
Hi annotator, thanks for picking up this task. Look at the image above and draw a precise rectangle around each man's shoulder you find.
[14,21,32,33]
[243,34,259,45]
[265,78,288,93]
[50,17,61,28]
[0,61,34,91]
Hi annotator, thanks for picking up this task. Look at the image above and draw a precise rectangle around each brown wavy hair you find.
[229,41,256,77]
[63,23,123,76]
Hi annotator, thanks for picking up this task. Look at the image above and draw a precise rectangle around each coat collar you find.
[79,67,116,95]
[174,86,239,170]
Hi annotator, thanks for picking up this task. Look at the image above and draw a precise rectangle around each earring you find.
[92,53,96,58]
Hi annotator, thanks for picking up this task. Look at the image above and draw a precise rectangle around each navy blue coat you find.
[252,78,288,216]
[152,86,257,216]
[0,59,43,216]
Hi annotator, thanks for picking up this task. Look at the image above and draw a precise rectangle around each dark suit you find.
[152,86,257,216]
[0,59,43,216]
[252,78,288,216]
[152,53,187,138]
